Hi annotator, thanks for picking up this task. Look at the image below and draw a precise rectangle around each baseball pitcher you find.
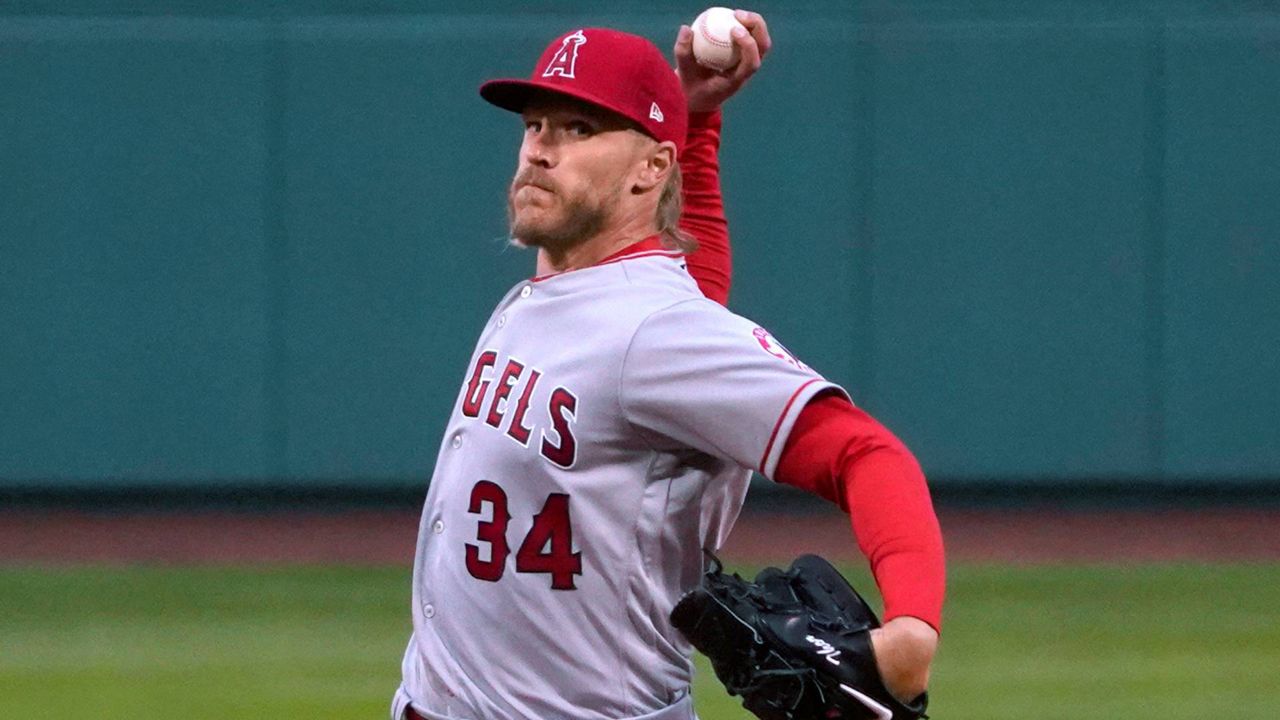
[393,13,945,720]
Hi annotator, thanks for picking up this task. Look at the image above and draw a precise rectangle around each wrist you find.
[687,108,722,131]
[870,617,938,701]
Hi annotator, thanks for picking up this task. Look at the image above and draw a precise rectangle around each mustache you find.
[511,168,557,194]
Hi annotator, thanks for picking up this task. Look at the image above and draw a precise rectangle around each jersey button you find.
[497,313,507,328]
[433,520,444,534]
[423,604,435,619]
[451,433,462,449]
[519,285,532,298]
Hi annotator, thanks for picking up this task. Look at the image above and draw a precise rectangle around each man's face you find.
[508,95,649,252]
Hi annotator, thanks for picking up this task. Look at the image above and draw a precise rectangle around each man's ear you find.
[632,141,677,193]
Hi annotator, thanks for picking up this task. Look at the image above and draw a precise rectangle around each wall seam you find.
[263,16,290,481]
[1142,18,1168,479]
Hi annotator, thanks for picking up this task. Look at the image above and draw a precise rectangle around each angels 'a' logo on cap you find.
[542,29,587,79]
[649,102,664,122]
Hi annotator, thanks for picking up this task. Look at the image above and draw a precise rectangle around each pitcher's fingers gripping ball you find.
[692,7,745,70]
[677,8,772,112]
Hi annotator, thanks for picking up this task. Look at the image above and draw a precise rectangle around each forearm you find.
[773,394,944,700]
[845,438,945,631]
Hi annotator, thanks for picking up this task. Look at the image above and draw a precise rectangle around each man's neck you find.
[536,218,659,277]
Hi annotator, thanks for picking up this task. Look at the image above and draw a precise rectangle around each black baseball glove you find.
[670,554,928,720]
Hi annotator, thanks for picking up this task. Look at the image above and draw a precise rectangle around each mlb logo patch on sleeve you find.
[752,327,809,370]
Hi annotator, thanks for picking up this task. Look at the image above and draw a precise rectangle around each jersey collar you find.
[532,235,683,282]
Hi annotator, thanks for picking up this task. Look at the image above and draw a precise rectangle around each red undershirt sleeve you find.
[773,393,946,633]
[678,109,731,306]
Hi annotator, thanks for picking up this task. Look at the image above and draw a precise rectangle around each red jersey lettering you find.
[540,388,578,468]
[486,359,525,428]
[461,351,498,417]
[506,368,542,446]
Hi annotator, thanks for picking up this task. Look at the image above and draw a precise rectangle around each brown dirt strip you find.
[2,507,1277,566]
[722,508,1280,564]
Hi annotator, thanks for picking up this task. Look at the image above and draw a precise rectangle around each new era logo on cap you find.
[649,102,664,123]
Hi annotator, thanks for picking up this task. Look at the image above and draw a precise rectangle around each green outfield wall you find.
[2,1,1277,489]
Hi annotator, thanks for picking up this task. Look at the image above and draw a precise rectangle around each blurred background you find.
[2,1,1278,719]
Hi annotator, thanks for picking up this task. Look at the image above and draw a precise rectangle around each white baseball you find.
[691,7,744,71]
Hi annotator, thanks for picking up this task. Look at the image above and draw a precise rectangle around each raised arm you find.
[673,11,772,306]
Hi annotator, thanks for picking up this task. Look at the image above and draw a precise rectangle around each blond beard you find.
[507,174,622,252]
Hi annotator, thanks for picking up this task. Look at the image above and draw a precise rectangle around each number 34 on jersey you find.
[464,480,583,591]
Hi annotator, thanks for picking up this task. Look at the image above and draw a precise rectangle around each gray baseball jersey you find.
[394,244,845,720]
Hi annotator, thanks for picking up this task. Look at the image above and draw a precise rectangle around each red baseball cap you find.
[480,28,688,154]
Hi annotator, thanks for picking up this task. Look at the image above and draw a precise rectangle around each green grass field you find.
[3,563,1278,719]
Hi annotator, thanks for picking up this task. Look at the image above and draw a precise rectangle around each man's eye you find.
[567,122,593,136]
[524,120,542,133]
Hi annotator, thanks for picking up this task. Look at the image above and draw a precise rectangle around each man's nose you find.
[523,133,555,168]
